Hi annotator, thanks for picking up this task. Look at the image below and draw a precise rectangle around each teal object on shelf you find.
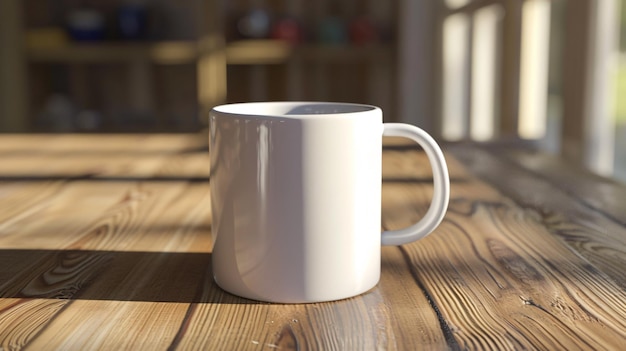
[316,17,348,45]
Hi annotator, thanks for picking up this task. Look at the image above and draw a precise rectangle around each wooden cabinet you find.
[0,0,399,133]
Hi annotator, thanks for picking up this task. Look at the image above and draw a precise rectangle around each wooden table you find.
[1,134,625,350]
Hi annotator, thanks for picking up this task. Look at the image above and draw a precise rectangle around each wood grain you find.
[0,135,624,350]
[450,145,626,290]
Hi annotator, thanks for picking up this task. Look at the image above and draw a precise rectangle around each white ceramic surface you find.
[209,102,449,303]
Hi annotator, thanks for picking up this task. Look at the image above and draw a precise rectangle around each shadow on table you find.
[0,249,257,304]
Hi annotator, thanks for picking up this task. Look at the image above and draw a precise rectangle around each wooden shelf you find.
[25,40,394,65]
[226,41,394,64]
[26,41,199,65]
[4,0,401,132]
[226,40,393,65]
[225,40,292,64]
[296,44,394,62]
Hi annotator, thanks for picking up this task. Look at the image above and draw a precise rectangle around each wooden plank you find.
[380,147,626,349]
[26,42,200,64]
[0,135,625,350]
[0,0,28,131]
[24,300,188,350]
[498,0,523,137]
[0,134,203,154]
[401,202,626,349]
[397,0,437,132]
[500,148,626,224]
[394,147,626,349]
[560,0,619,175]
[450,144,626,289]
[168,243,449,350]
[0,298,68,350]
[0,183,211,348]
[171,248,447,350]
[0,185,210,253]
[377,246,449,349]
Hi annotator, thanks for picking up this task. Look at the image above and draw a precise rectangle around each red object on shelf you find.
[271,17,304,44]
[349,17,379,45]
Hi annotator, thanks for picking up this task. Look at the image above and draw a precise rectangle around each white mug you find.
[209,102,449,303]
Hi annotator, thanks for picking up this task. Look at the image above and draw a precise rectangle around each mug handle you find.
[381,123,450,246]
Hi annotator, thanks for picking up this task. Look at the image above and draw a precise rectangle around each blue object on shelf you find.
[117,4,147,40]
[66,9,106,42]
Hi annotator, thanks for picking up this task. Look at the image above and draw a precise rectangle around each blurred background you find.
[0,0,625,181]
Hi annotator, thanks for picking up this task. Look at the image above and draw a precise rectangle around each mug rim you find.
[211,101,379,119]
